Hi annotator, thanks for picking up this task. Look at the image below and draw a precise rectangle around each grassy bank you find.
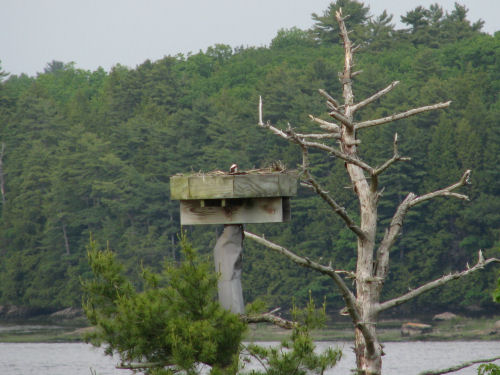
[245,316,500,342]
[1,316,499,343]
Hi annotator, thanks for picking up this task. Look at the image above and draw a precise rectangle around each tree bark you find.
[0,143,6,204]
[252,7,498,375]
[62,221,70,255]
[214,224,245,314]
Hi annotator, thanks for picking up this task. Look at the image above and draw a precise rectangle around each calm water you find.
[0,341,499,375]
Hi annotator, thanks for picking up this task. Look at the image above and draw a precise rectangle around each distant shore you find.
[1,315,499,343]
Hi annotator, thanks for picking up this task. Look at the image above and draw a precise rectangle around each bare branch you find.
[0,142,6,204]
[117,362,168,370]
[241,308,296,329]
[355,101,452,130]
[352,81,400,112]
[295,132,340,140]
[308,114,340,133]
[409,170,471,207]
[373,133,411,177]
[318,89,340,109]
[378,253,500,312]
[258,96,264,126]
[351,70,363,77]
[418,356,500,375]
[302,174,366,240]
[244,230,378,347]
[280,124,374,173]
[297,140,366,240]
[329,109,354,129]
[335,269,357,279]
[375,170,471,279]
[335,9,356,111]
[302,139,373,172]
[244,231,358,305]
[374,193,415,279]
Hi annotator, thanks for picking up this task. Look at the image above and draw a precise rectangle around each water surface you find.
[0,341,499,375]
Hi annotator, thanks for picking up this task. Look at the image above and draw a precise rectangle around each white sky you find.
[1,0,498,76]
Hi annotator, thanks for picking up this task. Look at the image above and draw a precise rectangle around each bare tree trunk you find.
[249,7,499,375]
[62,221,70,255]
[0,143,6,204]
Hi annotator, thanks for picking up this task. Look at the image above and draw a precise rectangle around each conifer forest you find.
[0,1,499,318]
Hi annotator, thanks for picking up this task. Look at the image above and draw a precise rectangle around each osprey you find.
[229,163,238,174]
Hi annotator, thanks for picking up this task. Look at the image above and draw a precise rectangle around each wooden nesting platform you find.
[170,171,298,225]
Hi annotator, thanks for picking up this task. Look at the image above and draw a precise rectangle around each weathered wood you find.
[170,175,189,199]
[180,197,289,225]
[188,175,234,199]
[170,173,297,200]
[234,174,279,197]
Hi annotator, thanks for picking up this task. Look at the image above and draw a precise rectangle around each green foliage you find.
[478,363,500,375]
[243,295,341,375]
[311,0,370,45]
[0,1,498,315]
[82,234,246,374]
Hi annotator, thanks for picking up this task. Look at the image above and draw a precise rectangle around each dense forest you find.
[0,0,498,317]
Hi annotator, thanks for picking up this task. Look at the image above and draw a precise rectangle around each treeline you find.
[0,0,498,316]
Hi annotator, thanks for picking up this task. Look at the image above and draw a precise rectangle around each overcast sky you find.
[1,0,498,77]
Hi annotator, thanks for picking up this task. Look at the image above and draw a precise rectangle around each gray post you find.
[213,224,244,314]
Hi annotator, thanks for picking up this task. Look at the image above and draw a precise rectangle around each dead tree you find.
[0,142,5,204]
[245,9,500,375]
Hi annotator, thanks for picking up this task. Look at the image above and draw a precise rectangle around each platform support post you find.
[213,224,245,314]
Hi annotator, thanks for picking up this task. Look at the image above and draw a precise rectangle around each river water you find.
[0,341,499,375]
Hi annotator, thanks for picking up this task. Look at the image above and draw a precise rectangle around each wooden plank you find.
[170,176,189,200]
[188,175,234,199]
[279,174,298,196]
[171,173,298,200]
[180,198,284,225]
[282,197,291,221]
[234,174,280,197]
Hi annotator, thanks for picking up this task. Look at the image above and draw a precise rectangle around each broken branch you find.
[241,308,296,329]
[308,114,340,133]
[318,89,340,109]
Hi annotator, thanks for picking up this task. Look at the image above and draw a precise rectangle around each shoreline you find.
[1,316,499,343]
